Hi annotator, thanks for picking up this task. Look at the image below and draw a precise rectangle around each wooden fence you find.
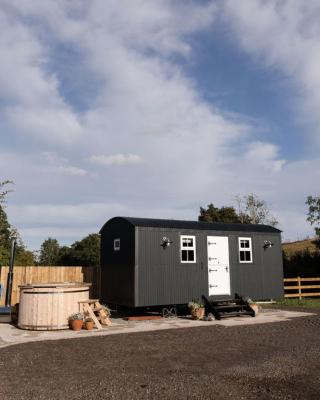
[0,266,101,306]
[283,277,320,299]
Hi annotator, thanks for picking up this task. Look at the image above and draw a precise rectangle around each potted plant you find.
[84,317,94,330]
[68,312,84,331]
[188,301,205,320]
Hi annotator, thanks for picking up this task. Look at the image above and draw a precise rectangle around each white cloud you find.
[7,202,129,249]
[0,1,317,249]
[57,166,87,176]
[42,152,87,176]
[0,8,84,146]
[222,0,320,146]
[244,142,286,172]
[89,154,144,166]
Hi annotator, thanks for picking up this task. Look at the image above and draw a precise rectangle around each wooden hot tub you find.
[18,282,91,330]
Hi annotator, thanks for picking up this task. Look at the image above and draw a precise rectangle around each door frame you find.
[207,236,231,296]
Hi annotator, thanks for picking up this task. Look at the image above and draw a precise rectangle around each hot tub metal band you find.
[21,289,89,295]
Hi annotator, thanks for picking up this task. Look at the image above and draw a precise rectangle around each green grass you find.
[275,298,320,308]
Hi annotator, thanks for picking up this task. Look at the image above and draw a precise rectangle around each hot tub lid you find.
[18,282,92,289]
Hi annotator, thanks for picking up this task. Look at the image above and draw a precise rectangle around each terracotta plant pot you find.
[191,307,205,320]
[85,320,94,330]
[70,319,83,331]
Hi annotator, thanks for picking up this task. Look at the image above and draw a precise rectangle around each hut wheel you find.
[162,307,170,318]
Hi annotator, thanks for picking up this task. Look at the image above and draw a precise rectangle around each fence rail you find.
[283,277,320,299]
[0,266,101,306]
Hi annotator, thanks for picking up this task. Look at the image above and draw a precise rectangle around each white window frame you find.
[114,238,120,252]
[238,237,253,263]
[180,235,196,263]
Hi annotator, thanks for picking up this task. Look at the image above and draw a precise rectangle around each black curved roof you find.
[100,216,281,233]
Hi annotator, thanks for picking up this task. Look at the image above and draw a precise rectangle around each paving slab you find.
[0,308,314,349]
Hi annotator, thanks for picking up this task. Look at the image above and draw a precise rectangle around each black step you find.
[202,294,255,320]
[214,304,245,310]
[211,299,246,306]
[218,311,254,319]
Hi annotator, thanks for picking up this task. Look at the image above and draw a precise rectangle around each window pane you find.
[245,251,251,261]
[114,239,120,251]
[240,251,245,261]
[182,250,188,261]
[182,238,193,248]
[188,250,194,261]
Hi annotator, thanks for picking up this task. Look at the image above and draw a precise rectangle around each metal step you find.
[210,299,245,306]
[202,294,255,320]
[213,304,246,310]
[217,310,254,319]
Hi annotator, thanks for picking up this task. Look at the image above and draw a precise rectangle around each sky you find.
[0,0,319,250]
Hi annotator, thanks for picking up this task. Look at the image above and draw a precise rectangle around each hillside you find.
[282,238,319,257]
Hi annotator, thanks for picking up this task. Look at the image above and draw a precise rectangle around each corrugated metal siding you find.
[136,228,207,307]
[100,219,135,306]
[136,227,283,306]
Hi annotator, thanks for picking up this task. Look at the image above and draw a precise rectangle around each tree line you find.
[38,235,100,266]
[283,195,320,277]
[0,181,34,265]
[198,193,278,226]
[2,178,320,272]
[0,180,100,266]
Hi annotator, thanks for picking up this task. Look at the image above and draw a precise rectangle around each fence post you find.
[297,276,302,300]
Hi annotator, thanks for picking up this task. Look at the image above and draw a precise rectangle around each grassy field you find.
[282,238,318,257]
[275,298,320,308]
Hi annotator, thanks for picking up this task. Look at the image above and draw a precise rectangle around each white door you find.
[207,236,231,296]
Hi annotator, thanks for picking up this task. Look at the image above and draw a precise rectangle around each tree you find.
[70,234,100,266]
[199,194,278,227]
[306,195,320,237]
[39,238,60,265]
[234,193,278,226]
[10,227,35,265]
[0,180,13,204]
[0,179,35,265]
[0,180,14,265]
[199,204,240,223]
[57,246,73,266]
[38,234,100,266]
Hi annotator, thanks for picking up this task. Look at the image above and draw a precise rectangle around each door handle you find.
[225,266,229,272]
[209,269,217,272]
[209,284,218,288]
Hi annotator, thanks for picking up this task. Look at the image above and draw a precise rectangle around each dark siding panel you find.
[229,233,283,300]
[100,219,135,306]
[101,219,283,307]
[260,235,284,299]
[137,228,208,307]
[229,235,264,299]
[137,229,283,306]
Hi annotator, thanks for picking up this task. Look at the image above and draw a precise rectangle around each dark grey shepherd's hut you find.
[100,217,283,308]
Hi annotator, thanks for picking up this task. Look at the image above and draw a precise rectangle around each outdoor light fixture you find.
[263,240,274,249]
[161,237,173,248]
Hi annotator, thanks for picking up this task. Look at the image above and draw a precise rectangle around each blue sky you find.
[0,0,319,250]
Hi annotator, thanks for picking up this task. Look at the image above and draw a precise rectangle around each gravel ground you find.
[0,308,319,400]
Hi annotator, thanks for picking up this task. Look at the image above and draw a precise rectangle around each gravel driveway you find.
[0,308,319,400]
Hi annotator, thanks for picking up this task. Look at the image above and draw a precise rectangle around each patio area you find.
[0,308,314,349]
